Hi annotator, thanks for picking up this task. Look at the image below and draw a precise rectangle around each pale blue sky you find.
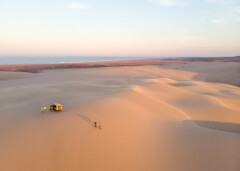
[0,0,239,57]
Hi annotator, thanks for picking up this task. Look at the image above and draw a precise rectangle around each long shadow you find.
[183,120,240,134]
[77,113,95,127]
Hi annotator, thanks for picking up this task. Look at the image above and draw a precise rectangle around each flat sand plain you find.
[0,63,240,171]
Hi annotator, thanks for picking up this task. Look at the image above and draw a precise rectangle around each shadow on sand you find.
[183,120,240,134]
[77,113,95,127]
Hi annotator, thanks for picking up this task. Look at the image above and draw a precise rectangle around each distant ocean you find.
[0,57,149,65]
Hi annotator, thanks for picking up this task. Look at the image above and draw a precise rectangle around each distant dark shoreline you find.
[0,60,185,73]
[0,57,149,65]
[0,56,239,73]
[161,56,240,62]
[0,56,239,65]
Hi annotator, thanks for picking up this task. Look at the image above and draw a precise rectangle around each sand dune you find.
[0,65,240,171]
[163,62,240,87]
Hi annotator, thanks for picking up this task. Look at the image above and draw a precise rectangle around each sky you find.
[0,0,240,57]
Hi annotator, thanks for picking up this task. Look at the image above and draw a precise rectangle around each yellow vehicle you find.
[50,103,63,112]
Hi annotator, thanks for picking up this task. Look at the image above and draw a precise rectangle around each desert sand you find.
[0,64,240,171]
[163,62,240,87]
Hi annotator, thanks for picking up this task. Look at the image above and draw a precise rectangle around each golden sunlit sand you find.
[0,64,240,171]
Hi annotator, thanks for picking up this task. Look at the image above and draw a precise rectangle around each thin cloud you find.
[149,0,176,6]
[162,36,207,42]
[231,6,240,15]
[206,0,237,5]
[212,19,226,24]
[148,0,188,7]
[211,6,240,24]
[231,6,240,22]
[233,17,240,22]
[64,3,87,10]
[181,36,207,42]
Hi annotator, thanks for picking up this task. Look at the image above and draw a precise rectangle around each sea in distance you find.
[0,57,150,65]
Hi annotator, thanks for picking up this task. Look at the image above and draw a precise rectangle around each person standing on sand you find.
[94,122,97,128]
[43,106,46,112]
